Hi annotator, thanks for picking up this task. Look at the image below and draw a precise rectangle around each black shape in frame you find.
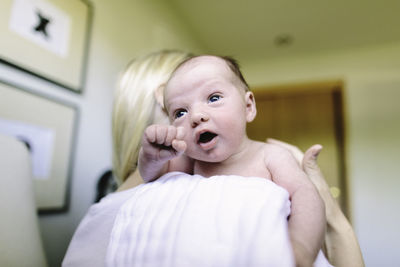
[33,9,51,40]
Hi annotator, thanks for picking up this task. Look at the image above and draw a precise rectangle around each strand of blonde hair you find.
[112,50,192,184]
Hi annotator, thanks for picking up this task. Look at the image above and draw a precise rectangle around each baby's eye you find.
[208,94,221,103]
[174,109,187,119]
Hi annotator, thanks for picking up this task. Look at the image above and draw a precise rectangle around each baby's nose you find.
[191,111,209,127]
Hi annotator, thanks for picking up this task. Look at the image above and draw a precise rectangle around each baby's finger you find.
[172,139,187,153]
[164,126,177,146]
[155,125,168,145]
[144,125,157,143]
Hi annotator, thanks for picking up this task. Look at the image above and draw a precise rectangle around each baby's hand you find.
[141,124,187,164]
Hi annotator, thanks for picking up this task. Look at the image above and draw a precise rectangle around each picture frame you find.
[0,80,78,212]
[0,0,92,93]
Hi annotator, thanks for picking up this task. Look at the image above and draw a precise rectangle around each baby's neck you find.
[193,138,261,178]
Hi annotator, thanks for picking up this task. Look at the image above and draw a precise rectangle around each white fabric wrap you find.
[106,172,331,267]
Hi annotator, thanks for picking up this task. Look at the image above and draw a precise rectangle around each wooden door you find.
[247,81,349,217]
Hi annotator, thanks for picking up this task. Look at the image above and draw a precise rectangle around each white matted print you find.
[0,0,91,93]
[0,81,77,212]
[0,118,55,180]
[9,0,71,58]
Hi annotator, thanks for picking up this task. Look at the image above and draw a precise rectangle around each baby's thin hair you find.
[172,55,250,91]
[220,55,250,91]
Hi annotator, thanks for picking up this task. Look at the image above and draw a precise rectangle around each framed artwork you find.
[0,0,92,93]
[0,80,78,212]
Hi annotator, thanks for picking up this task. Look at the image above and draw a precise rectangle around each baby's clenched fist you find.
[141,124,187,162]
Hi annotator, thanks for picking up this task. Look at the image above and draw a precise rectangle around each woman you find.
[63,50,363,267]
[63,50,193,267]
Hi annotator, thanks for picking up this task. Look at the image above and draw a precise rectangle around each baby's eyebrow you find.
[165,101,179,115]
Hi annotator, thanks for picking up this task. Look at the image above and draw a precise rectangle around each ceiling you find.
[169,0,400,62]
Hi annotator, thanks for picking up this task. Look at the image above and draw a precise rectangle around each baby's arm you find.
[265,144,325,267]
[138,124,192,182]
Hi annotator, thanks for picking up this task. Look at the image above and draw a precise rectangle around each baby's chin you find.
[186,149,231,163]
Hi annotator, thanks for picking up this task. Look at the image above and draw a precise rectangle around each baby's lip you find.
[196,130,218,145]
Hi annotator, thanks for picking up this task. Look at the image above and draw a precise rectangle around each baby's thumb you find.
[176,126,186,140]
[172,139,187,154]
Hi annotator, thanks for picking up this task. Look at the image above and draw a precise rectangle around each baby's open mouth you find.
[198,131,217,144]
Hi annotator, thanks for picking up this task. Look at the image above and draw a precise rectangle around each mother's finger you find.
[302,144,329,192]
[302,145,323,175]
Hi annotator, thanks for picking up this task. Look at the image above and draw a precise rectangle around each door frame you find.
[251,80,350,219]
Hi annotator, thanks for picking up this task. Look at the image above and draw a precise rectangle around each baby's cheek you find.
[172,115,189,126]
[225,117,246,131]
[225,120,247,142]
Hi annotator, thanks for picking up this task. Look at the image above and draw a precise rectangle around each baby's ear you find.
[245,91,257,122]
[154,83,166,110]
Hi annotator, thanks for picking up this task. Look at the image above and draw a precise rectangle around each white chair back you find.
[0,134,48,267]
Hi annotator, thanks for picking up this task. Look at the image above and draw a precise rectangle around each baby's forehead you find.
[166,56,236,92]
[174,55,231,77]
[163,56,240,109]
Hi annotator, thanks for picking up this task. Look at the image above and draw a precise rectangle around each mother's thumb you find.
[302,144,323,176]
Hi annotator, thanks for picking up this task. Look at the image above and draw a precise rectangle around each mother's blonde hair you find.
[112,50,192,184]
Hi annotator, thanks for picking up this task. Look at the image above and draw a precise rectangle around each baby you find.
[138,55,325,266]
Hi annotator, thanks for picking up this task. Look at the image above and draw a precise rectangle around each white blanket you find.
[106,172,331,267]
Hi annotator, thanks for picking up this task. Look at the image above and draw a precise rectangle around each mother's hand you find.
[266,138,364,267]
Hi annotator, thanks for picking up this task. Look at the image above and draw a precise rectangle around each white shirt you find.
[62,187,135,267]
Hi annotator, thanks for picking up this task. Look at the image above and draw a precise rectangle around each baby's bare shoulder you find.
[262,142,294,165]
[248,141,273,157]
[247,141,293,166]
[262,142,289,155]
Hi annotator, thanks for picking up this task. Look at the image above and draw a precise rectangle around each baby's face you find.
[164,56,255,162]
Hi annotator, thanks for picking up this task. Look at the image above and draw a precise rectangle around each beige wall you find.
[243,42,400,266]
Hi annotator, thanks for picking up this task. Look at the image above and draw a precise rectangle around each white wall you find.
[242,42,400,266]
[1,1,202,266]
